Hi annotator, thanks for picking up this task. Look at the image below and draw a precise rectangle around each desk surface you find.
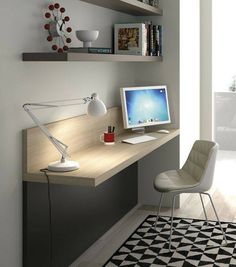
[23,129,179,187]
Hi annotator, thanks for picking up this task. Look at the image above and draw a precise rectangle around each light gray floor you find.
[71,150,236,267]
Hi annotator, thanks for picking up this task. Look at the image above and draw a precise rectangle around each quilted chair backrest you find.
[182,140,218,192]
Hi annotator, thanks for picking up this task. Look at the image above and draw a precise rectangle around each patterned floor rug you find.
[103,215,236,267]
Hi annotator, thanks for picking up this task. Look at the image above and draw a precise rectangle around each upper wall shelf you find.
[80,0,163,16]
[22,52,162,62]
[22,1,163,62]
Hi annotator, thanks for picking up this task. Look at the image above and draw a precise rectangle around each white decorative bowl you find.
[76,30,99,47]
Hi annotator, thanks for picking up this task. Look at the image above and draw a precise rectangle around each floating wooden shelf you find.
[22,0,163,62]
[22,53,163,62]
[80,0,162,16]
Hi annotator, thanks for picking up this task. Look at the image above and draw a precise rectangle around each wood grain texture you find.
[23,107,123,176]
[23,107,179,187]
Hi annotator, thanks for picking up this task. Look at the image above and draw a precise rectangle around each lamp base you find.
[48,160,80,172]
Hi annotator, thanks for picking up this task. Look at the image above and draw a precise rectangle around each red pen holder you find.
[100,132,115,145]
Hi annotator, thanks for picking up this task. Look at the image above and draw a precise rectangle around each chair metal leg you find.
[202,192,227,245]
[154,193,164,230]
[169,194,178,251]
[199,193,209,225]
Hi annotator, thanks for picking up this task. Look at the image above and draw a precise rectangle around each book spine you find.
[149,24,154,56]
[144,21,152,56]
[158,25,163,56]
[144,22,149,56]
[88,48,112,54]
[152,25,157,56]
[155,25,159,56]
[142,23,148,56]
[68,48,112,54]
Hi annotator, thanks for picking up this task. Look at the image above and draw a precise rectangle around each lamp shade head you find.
[87,93,107,117]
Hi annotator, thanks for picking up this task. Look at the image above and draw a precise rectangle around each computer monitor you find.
[120,85,171,129]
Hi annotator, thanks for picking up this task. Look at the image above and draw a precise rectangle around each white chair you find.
[153,140,227,250]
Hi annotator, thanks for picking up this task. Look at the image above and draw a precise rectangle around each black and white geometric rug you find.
[103,215,236,267]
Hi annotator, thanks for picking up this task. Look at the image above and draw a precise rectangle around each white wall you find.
[0,0,185,265]
[180,0,200,165]
[135,0,181,207]
[134,0,180,129]
[200,0,212,140]
[135,0,201,164]
[0,1,136,266]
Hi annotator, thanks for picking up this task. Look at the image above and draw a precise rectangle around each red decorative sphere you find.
[47,35,53,42]
[48,4,54,10]
[64,16,70,22]
[44,24,50,30]
[66,38,72,43]
[66,27,72,33]
[52,44,58,51]
[54,3,60,9]
[45,12,51,18]
[58,48,63,53]
[60,7,65,13]
[63,45,69,51]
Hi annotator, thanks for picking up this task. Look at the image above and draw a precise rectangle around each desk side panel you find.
[23,162,138,267]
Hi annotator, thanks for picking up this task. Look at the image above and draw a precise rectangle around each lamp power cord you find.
[40,168,53,267]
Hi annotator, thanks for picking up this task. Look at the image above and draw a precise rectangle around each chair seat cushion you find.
[153,169,200,192]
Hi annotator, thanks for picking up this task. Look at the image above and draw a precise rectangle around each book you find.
[152,25,157,56]
[149,24,154,56]
[147,24,162,56]
[158,25,163,56]
[114,23,147,56]
[68,47,112,54]
[143,21,152,56]
[138,0,150,5]
[156,26,160,56]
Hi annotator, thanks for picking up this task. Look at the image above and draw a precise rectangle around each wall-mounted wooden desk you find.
[22,107,179,267]
[23,129,179,187]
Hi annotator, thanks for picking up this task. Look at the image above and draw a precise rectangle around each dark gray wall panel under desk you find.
[138,136,180,207]
[23,162,138,267]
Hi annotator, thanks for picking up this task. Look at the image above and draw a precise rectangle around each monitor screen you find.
[120,85,171,129]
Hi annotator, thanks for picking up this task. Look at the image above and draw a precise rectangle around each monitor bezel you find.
[120,85,171,129]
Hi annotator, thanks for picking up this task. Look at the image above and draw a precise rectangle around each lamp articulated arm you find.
[23,103,69,161]
[23,97,92,162]
[23,93,107,172]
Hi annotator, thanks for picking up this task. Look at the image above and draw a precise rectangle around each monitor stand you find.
[132,127,145,134]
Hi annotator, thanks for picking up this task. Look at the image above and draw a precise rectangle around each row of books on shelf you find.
[138,0,159,8]
[147,23,163,56]
[69,22,162,57]
[114,22,162,57]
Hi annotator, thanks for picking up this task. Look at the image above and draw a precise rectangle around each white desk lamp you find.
[23,93,107,172]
